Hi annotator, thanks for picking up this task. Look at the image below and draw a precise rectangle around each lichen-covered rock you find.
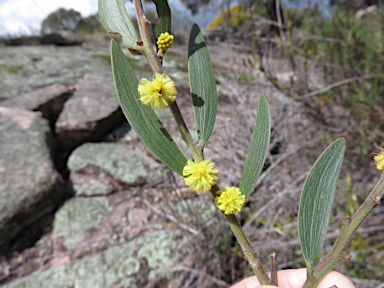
[53,196,111,249]
[2,230,181,288]
[0,107,65,249]
[0,46,112,100]
[67,143,166,196]
[55,73,124,151]
[1,83,74,124]
[136,231,180,280]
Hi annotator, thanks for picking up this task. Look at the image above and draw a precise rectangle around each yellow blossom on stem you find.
[374,149,384,171]
[157,32,174,51]
[183,159,218,193]
[138,74,177,109]
[215,187,245,215]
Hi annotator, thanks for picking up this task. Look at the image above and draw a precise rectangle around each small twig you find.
[253,152,292,189]
[168,266,228,287]
[294,32,345,43]
[248,14,287,29]
[145,266,228,288]
[8,268,43,288]
[243,171,307,230]
[349,277,381,287]
[300,74,384,99]
[143,198,199,235]
[270,252,278,286]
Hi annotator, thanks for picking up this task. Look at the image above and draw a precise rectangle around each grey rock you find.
[67,143,166,196]
[1,83,74,124]
[0,107,65,249]
[55,73,124,151]
[3,230,181,288]
[128,208,150,227]
[53,196,111,249]
[0,46,112,100]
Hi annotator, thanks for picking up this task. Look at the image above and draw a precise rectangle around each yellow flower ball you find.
[374,149,384,171]
[157,32,174,51]
[138,74,177,109]
[183,159,218,193]
[215,187,245,215]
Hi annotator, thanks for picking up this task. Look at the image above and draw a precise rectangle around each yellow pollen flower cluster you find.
[157,32,174,51]
[374,149,384,171]
[138,74,177,109]
[183,159,218,193]
[215,187,245,215]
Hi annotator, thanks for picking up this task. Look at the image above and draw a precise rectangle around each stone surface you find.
[52,196,111,249]
[128,208,150,227]
[0,107,65,249]
[2,230,181,288]
[1,83,75,124]
[67,143,166,196]
[0,46,112,100]
[55,73,124,151]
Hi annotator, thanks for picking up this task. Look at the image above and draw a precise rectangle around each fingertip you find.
[318,271,355,288]
[229,269,355,288]
[230,276,260,288]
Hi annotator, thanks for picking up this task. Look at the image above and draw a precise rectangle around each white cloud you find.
[0,0,98,36]
[0,0,219,37]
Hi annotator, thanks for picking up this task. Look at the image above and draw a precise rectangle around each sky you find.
[0,0,109,36]
[0,0,328,37]
[0,0,221,37]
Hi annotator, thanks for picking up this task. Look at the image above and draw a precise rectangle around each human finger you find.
[230,269,355,288]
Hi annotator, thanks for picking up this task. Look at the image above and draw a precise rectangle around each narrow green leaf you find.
[239,95,270,198]
[298,138,346,266]
[98,0,138,48]
[110,39,187,175]
[188,24,217,148]
[152,0,172,47]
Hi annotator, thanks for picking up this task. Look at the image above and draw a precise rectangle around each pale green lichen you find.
[1,262,75,288]
[73,255,107,288]
[137,231,179,280]
[53,197,111,249]
[4,229,180,287]
[68,143,166,186]
[166,198,216,223]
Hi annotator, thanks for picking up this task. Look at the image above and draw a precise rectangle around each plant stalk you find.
[133,0,200,160]
[303,173,384,287]
[133,0,162,74]
[133,0,270,283]
[270,253,278,286]
[210,186,272,286]
[169,101,202,161]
